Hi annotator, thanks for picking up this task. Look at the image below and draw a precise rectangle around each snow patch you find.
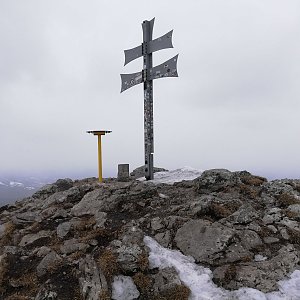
[111,275,140,300]
[0,181,7,186]
[144,236,300,300]
[9,181,24,187]
[25,186,36,191]
[138,166,203,184]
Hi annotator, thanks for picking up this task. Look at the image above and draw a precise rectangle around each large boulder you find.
[175,219,236,264]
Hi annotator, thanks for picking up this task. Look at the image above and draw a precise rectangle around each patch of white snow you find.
[0,181,7,186]
[9,181,24,187]
[144,236,300,300]
[111,275,140,300]
[138,166,203,184]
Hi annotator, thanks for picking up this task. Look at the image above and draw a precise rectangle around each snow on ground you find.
[9,181,24,187]
[138,166,203,184]
[111,275,140,300]
[144,236,300,300]
[0,181,7,186]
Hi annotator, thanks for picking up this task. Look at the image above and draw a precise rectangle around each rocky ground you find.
[0,168,300,299]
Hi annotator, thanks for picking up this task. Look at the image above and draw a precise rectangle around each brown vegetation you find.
[277,193,299,208]
[133,272,152,291]
[155,284,190,300]
[97,249,119,283]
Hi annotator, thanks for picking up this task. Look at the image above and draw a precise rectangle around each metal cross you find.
[121,18,179,180]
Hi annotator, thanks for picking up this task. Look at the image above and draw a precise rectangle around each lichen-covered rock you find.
[175,219,236,264]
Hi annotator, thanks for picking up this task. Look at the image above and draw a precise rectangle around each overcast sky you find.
[1,0,300,179]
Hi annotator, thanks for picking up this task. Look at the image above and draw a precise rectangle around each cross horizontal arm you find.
[149,54,179,80]
[120,54,179,92]
[123,30,174,65]
[120,71,143,93]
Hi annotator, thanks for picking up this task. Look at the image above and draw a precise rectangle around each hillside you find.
[0,168,300,299]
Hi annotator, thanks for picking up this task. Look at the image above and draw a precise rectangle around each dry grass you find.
[47,259,64,275]
[223,265,237,284]
[99,289,111,300]
[137,251,149,272]
[74,217,96,232]
[155,284,190,300]
[238,184,259,199]
[241,175,267,186]
[97,249,119,283]
[286,228,300,244]
[5,294,31,300]
[133,272,152,296]
[0,221,16,247]
[284,210,299,220]
[68,250,85,261]
[277,193,299,208]
[79,228,108,243]
[14,272,38,288]
[0,254,9,294]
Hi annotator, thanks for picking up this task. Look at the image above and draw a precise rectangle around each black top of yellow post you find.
[87,130,111,182]
[87,130,112,135]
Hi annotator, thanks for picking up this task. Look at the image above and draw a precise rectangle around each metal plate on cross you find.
[124,30,174,65]
[120,71,143,93]
[149,54,179,80]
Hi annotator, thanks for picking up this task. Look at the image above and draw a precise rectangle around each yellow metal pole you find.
[97,134,103,182]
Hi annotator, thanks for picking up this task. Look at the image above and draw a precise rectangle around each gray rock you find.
[280,227,290,240]
[154,231,171,248]
[152,267,182,294]
[115,243,143,272]
[228,204,259,224]
[279,217,300,231]
[151,217,164,231]
[263,237,280,244]
[239,230,262,250]
[36,246,52,258]
[71,188,117,216]
[12,211,41,225]
[37,251,62,277]
[130,166,168,179]
[222,243,252,263]
[79,255,109,300]
[55,178,73,192]
[60,238,89,254]
[287,204,300,217]
[35,281,58,300]
[213,244,299,292]
[19,230,52,247]
[94,211,107,228]
[57,222,72,238]
[194,169,233,193]
[175,219,236,263]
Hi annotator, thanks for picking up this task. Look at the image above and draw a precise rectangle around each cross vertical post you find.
[142,19,154,180]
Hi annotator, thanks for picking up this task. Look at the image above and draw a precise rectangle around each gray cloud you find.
[0,0,300,179]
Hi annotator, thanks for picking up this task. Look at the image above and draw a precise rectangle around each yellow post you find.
[97,134,102,182]
[87,130,111,183]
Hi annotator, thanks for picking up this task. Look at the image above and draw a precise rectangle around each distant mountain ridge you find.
[0,175,52,205]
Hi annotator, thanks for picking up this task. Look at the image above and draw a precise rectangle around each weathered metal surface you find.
[149,54,179,80]
[120,71,143,93]
[124,45,143,66]
[142,19,154,180]
[124,30,173,65]
[149,30,173,54]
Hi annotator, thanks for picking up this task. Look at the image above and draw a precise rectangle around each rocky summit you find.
[1,168,300,299]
